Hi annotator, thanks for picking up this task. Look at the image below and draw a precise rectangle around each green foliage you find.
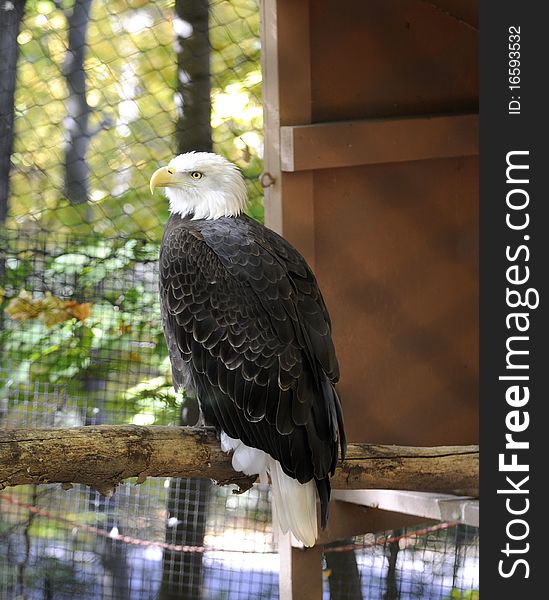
[0,235,182,425]
[444,590,479,600]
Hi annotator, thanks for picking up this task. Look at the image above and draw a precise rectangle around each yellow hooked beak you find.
[150,166,176,194]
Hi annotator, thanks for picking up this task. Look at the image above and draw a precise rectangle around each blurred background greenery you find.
[5,0,263,239]
[1,0,264,438]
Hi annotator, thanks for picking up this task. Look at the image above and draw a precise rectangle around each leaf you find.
[118,320,133,335]
[65,301,93,322]
[4,290,93,327]
[40,292,73,327]
[4,289,43,321]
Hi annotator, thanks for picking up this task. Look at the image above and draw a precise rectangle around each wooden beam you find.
[260,0,316,268]
[280,113,479,172]
[332,490,479,527]
[0,425,478,496]
[279,501,433,599]
[260,0,283,234]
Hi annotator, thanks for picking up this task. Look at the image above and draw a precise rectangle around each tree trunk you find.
[158,2,213,596]
[158,400,212,600]
[174,0,212,154]
[325,539,363,600]
[384,529,403,600]
[93,493,132,600]
[62,0,93,204]
[0,0,26,223]
[85,405,131,600]
[158,475,211,600]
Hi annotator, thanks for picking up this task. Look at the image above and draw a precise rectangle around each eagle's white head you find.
[149,152,248,220]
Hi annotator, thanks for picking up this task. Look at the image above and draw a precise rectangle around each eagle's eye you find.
[190,171,203,180]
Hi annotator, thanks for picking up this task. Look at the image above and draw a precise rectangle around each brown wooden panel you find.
[313,156,479,446]
[280,114,478,171]
[261,0,479,448]
[310,0,478,122]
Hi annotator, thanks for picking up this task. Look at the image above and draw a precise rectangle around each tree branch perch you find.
[0,425,478,496]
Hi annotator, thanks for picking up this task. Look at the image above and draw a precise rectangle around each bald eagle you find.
[150,152,345,546]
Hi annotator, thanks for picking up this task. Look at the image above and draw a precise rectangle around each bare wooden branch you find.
[0,425,478,496]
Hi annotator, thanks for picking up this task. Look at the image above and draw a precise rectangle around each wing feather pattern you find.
[160,214,346,528]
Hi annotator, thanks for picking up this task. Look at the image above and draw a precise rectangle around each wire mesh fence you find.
[1,479,478,599]
[0,476,277,599]
[0,229,277,599]
[1,1,479,598]
[324,524,479,600]
[3,0,263,238]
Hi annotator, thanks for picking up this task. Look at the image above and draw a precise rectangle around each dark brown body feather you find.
[159,213,346,527]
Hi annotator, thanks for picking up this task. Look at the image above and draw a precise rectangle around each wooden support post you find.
[279,531,324,600]
[260,0,315,268]
[279,500,437,599]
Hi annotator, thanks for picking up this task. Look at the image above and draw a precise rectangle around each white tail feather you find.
[220,432,318,546]
[268,457,318,547]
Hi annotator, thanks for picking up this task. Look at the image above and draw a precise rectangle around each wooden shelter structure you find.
[259,0,478,596]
